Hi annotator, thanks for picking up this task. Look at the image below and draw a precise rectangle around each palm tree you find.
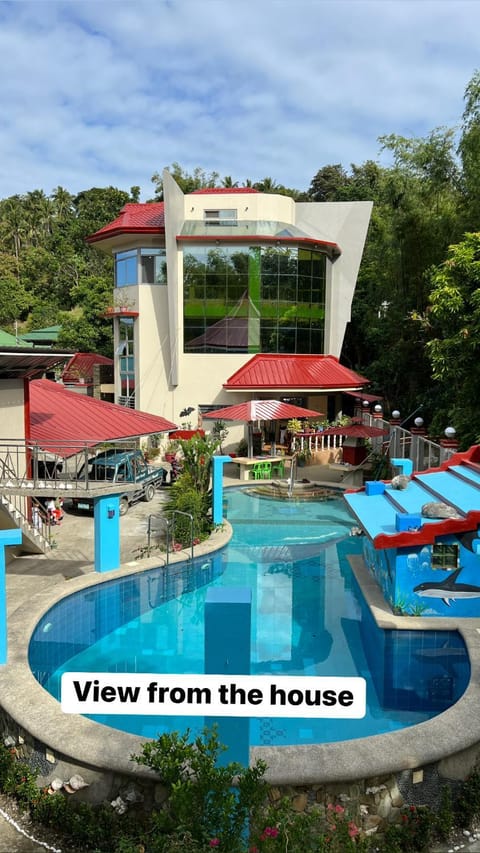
[221,176,239,188]
[51,186,75,220]
[254,177,281,193]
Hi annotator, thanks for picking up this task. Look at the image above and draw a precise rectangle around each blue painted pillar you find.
[93,494,121,573]
[204,587,251,766]
[212,456,232,525]
[391,457,413,477]
[0,529,23,664]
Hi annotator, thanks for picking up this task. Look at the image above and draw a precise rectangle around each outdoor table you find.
[231,456,292,481]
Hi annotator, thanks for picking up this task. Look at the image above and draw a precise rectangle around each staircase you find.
[0,493,51,555]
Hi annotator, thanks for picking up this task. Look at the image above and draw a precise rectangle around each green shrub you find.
[132,727,268,852]
[455,770,480,827]
[382,805,435,852]
[163,473,212,545]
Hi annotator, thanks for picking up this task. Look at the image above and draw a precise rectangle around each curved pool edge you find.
[253,554,480,784]
[2,525,480,790]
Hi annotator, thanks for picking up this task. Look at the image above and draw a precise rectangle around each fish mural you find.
[414,567,480,606]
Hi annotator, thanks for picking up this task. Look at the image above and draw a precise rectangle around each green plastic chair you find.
[271,459,285,477]
[249,462,265,480]
[259,460,272,479]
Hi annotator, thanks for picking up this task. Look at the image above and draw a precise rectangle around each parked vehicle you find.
[72,449,166,515]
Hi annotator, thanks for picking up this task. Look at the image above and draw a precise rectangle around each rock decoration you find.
[391,475,410,490]
[421,502,462,519]
[47,774,89,795]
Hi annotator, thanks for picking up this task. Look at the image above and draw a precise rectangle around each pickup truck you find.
[72,449,166,515]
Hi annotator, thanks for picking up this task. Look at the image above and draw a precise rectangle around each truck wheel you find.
[119,497,129,516]
[144,483,156,502]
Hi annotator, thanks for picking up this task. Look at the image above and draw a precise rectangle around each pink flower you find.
[264,826,279,838]
[327,803,334,811]
[209,839,220,848]
[348,821,359,838]
[334,804,345,814]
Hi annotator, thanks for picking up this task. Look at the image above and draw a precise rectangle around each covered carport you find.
[28,379,177,573]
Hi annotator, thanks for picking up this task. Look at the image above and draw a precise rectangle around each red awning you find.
[29,379,177,456]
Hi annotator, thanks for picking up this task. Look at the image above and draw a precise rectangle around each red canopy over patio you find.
[204,400,322,423]
[204,400,323,457]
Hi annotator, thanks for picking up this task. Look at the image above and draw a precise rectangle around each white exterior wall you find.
[0,380,25,443]
[184,190,295,224]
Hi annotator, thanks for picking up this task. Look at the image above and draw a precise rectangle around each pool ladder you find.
[147,510,195,564]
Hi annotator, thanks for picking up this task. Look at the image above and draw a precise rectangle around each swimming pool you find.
[29,487,470,746]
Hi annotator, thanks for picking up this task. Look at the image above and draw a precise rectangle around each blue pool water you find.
[29,487,470,746]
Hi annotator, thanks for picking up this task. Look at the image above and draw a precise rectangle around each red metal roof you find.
[321,423,388,438]
[190,188,260,195]
[29,379,176,456]
[224,355,369,392]
[87,203,165,243]
[61,353,113,384]
[343,390,383,403]
[203,400,323,422]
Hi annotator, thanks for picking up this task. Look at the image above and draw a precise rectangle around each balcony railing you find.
[290,420,454,473]
[0,438,146,495]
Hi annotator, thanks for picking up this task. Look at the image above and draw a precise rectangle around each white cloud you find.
[0,0,478,199]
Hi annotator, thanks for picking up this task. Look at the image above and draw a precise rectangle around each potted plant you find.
[296,447,312,467]
[286,417,302,435]
[163,439,180,463]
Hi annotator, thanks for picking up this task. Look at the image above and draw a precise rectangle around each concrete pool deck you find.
[1,463,480,801]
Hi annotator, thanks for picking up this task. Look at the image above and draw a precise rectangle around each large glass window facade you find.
[117,318,135,407]
[183,245,326,353]
[115,248,167,287]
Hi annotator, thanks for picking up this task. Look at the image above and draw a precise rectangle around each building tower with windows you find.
[88,171,373,429]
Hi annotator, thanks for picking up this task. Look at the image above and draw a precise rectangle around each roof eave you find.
[223,384,366,392]
[177,234,341,258]
[86,226,165,244]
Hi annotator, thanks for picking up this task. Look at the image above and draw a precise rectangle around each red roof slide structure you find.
[203,400,323,423]
[29,379,177,456]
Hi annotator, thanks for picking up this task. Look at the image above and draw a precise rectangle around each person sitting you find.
[46,498,64,525]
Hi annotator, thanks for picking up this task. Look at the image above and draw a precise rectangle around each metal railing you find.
[147,515,172,562]
[290,420,455,474]
[0,437,150,491]
[147,510,195,563]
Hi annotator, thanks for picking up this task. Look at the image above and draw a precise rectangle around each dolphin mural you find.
[456,529,480,552]
[414,567,480,606]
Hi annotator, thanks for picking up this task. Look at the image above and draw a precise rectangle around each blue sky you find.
[0,0,478,200]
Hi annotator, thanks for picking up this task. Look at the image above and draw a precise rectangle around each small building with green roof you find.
[17,326,61,347]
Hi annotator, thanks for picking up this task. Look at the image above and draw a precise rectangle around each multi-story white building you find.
[88,171,373,434]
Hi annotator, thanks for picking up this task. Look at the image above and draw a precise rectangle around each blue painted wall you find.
[363,535,480,617]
